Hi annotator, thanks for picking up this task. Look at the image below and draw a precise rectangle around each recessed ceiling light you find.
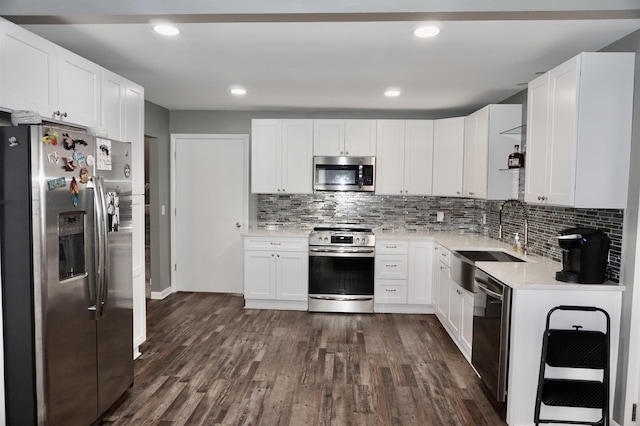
[153,25,180,36]
[385,90,401,97]
[230,88,247,96]
[413,26,440,38]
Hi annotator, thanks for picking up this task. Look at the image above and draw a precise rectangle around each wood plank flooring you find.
[99,293,506,425]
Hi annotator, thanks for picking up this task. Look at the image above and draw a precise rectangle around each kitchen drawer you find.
[376,240,409,255]
[375,279,408,304]
[244,237,307,252]
[437,246,451,266]
[375,255,408,279]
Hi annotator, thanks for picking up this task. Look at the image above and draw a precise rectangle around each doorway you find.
[170,134,249,293]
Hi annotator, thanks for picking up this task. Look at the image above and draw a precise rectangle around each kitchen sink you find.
[455,250,525,263]
[451,250,525,292]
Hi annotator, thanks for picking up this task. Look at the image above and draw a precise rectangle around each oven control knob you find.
[355,238,360,244]
[323,237,329,242]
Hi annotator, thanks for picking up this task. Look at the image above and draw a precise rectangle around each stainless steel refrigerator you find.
[0,124,134,425]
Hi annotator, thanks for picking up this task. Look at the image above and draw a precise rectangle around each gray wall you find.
[144,100,171,294]
[169,109,457,135]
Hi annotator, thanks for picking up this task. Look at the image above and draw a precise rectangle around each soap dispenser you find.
[514,233,523,253]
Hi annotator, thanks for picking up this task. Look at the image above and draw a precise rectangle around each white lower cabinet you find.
[460,290,474,356]
[375,239,433,313]
[243,236,308,310]
[407,241,433,305]
[433,244,472,361]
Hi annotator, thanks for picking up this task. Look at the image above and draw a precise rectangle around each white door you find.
[171,134,248,293]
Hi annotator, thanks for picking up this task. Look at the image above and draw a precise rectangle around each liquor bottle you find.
[508,145,525,169]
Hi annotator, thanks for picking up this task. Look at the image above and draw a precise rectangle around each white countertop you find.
[245,228,623,291]
[378,230,622,291]
[242,227,311,238]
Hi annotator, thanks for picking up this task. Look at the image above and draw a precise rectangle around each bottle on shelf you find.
[508,144,525,169]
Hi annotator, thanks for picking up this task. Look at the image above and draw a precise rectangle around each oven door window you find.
[315,165,358,186]
[309,256,374,295]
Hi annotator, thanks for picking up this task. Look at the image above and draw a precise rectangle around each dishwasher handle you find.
[475,278,503,301]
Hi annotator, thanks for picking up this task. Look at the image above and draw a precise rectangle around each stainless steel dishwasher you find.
[450,250,521,404]
[472,268,512,403]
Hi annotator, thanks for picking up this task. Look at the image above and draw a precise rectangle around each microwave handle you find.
[358,162,364,189]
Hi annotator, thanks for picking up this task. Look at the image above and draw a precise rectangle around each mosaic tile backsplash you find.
[256,193,623,283]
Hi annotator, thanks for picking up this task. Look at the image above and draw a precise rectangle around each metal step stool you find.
[534,305,610,426]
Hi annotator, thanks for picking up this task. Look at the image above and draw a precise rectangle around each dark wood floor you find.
[99,293,506,425]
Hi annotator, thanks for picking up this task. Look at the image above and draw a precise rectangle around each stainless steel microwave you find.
[313,156,375,192]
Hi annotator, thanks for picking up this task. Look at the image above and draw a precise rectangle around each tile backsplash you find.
[256,193,623,283]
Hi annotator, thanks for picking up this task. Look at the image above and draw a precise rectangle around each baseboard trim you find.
[150,286,172,300]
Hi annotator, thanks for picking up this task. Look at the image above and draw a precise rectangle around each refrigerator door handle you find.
[93,176,109,319]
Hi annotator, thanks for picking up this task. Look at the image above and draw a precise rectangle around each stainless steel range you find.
[308,227,375,313]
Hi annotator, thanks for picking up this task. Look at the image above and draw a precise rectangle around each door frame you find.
[169,133,249,293]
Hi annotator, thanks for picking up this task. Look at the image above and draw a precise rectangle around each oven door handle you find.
[475,279,503,301]
[309,247,375,257]
[310,295,374,302]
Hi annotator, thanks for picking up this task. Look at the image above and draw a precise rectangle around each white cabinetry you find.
[432,117,465,197]
[375,120,434,195]
[375,239,434,313]
[244,236,308,310]
[524,52,634,208]
[375,240,408,305]
[56,48,101,127]
[433,245,472,361]
[463,104,522,199]
[101,69,145,193]
[101,69,146,357]
[251,119,313,194]
[434,245,451,321]
[0,20,101,127]
[460,290,474,356]
[407,241,434,305]
[0,21,57,118]
[313,119,376,156]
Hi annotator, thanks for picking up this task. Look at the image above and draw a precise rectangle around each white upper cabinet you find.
[432,117,465,197]
[0,21,58,118]
[376,120,434,196]
[57,47,101,127]
[313,119,376,156]
[524,52,635,208]
[101,69,145,194]
[124,83,145,194]
[102,70,127,140]
[463,104,522,199]
[251,119,313,194]
[0,20,101,127]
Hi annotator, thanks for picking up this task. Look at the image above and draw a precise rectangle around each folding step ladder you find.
[534,305,610,426]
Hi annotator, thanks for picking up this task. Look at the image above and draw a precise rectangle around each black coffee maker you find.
[555,227,610,284]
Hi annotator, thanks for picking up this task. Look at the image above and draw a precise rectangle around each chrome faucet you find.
[498,199,529,255]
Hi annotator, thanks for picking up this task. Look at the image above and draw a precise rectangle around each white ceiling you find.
[3,1,640,115]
